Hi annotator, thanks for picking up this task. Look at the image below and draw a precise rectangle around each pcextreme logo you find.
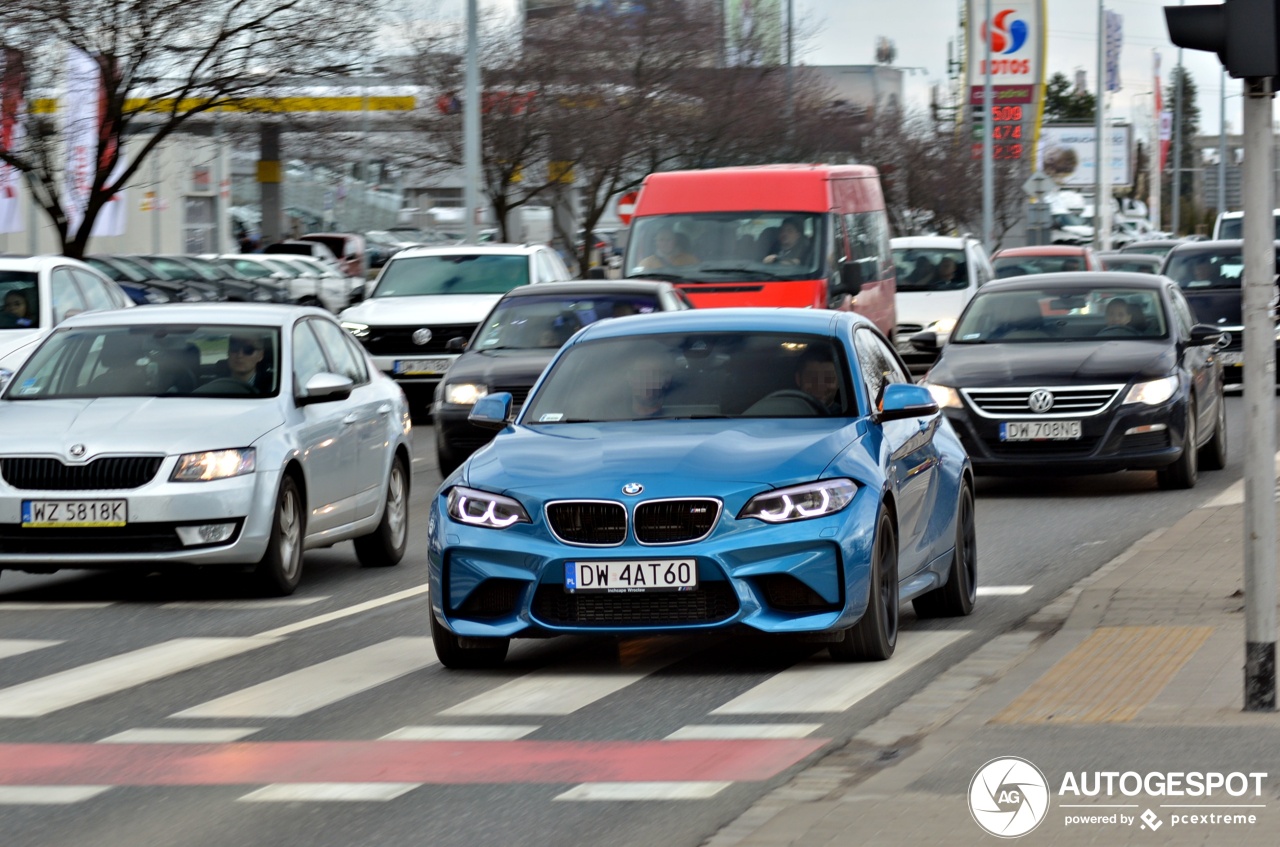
[983,9,1029,54]
[969,757,1051,838]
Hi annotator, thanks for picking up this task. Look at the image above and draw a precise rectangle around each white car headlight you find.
[1123,375,1178,406]
[171,448,256,482]
[444,383,488,406]
[922,382,963,409]
[927,317,958,336]
[447,486,531,529]
[342,321,370,339]
[738,479,858,523]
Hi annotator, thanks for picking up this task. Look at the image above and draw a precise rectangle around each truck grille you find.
[1,456,164,491]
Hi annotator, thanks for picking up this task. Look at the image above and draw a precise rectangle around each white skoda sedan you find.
[0,304,412,594]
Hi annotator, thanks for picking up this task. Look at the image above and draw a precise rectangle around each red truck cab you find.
[621,164,897,338]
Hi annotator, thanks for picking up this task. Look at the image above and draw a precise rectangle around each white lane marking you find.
[379,725,540,741]
[239,783,421,803]
[0,602,115,611]
[97,727,261,744]
[976,585,1032,596]
[160,597,329,610]
[663,723,823,740]
[554,782,732,801]
[0,638,279,718]
[1202,450,1280,508]
[253,585,430,639]
[0,639,61,660]
[0,786,112,804]
[440,666,662,717]
[171,637,436,719]
[712,630,969,714]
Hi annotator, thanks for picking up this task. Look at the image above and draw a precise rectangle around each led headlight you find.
[1123,375,1178,406]
[444,383,488,406]
[922,382,963,409]
[447,486,531,528]
[738,479,858,523]
[341,321,370,339]
[171,448,256,482]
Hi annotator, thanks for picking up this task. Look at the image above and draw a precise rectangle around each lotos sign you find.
[967,0,1045,91]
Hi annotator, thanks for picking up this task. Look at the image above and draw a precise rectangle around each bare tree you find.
[2,0,381,257]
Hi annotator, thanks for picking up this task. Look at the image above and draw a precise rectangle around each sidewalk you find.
[709,490,1280,846]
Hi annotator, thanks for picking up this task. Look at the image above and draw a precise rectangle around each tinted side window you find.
[72,269,117,312]
[843,211,893,282]
[853,327,909,407]
[51,267,88,324]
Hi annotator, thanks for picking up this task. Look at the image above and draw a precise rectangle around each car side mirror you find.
[909,330,940,351]
[1189,324,1224,347]
[470,392,513,430]
[876,383,939,423]
[445,336,468,353]
[838,262,863,297]
[298,372,354,405]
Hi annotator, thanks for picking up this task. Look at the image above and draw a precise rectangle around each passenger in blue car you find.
[627,346,676,418]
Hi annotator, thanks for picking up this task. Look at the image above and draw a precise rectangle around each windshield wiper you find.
[698,267,787,280]
[625,272,686,282]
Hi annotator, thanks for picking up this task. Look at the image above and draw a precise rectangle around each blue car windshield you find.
[522,331,855,422]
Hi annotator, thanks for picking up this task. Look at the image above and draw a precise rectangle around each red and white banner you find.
[1154,51,1170,174]
[0,48,25,235]
[63,47,127,238]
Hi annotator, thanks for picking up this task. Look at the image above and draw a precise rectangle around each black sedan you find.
[915,272,1227,489]
[1159,239,1280,388]
[433,279,694,475]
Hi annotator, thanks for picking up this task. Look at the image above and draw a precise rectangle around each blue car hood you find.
[465,419,863,497]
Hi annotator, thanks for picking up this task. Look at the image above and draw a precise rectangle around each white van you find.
[1212,209,1280,240]
[890,235,994,373]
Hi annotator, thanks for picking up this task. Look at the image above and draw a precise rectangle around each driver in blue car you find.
[627,346,676,418]
[795,349,841,413]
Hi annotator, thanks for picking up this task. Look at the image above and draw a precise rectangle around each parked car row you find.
[86,253,362,312]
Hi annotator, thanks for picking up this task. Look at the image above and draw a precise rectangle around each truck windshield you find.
[623,213,825,281]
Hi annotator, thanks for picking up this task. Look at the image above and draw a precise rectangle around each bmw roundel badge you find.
[622,482,643,496]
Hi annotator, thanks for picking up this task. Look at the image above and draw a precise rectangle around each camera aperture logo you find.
[970,757,1051,838]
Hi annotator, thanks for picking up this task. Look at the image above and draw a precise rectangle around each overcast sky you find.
[463,0,1236,136]
[796,0,1236,136]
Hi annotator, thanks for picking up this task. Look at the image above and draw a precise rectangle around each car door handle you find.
[343,413,360,425]
[377,404,392,415]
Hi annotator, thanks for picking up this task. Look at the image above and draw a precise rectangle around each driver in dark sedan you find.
[1104,298,1133,329]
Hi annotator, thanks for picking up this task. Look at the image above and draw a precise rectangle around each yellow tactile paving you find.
[991,626,1213,724]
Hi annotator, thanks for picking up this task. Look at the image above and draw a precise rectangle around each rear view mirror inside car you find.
[1049,296,1086,311]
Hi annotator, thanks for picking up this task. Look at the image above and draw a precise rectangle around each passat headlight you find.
[172,448,256,482]
[447,486,531,528]
[921,382,963,409]
[445,383,488,406]
[341,321,370,339]
[1123,375,1178,406]
[738,479,858,523]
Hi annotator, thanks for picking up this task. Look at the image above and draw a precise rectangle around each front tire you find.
[830,509,899,661]
[252,475,305,596]
[431,612,509,669]
[355,456,409,568]
[913,480,977,618]
[1157,401,1198,490]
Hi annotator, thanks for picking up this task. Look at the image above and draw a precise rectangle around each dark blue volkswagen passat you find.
[428,308,975,668]
[915,272,1227,490]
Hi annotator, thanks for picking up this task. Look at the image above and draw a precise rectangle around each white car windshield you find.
[522,331,854,422]
[9,324,282,399]
[373,254,530,297]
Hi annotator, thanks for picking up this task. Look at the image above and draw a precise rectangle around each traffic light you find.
[1165,0,1278,79]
